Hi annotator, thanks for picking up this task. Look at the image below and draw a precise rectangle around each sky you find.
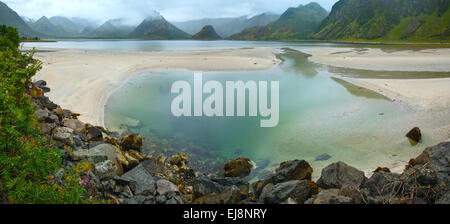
[4,0,339,24]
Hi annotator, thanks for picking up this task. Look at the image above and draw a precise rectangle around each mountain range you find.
[1,0,449,42]
[173,13,279,38]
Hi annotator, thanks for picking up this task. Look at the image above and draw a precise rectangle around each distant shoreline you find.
[24,38,450,46]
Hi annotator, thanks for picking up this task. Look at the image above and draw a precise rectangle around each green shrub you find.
[0,25,20,51]
[0,26,89,204]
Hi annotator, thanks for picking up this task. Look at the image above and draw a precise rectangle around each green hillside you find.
[230,2,328,40]
[192,25,222,40]
[314,0,450,42]
[129,17,191,40]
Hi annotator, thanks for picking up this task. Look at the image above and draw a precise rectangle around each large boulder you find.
[63,119,86,133]
[406,142,449,203]
[313,189,352,204]
[35,109,49,120]
[317,162,367,190]
[87,126,103,142]
[115,164,156,196]
[94,160,118,180]
[361,171,402,203]
[72,144,125,175]
[194,186,242,204]
[52,127,75,146]
[414,142,449,185]
[156,179,180,196]
[120,134,143,151]
[224,158,253,178]
[193,176,226,198]
[259,180,311,204]
[264,160,313,185]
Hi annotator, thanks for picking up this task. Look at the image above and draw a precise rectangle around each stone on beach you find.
[406,127,422,143]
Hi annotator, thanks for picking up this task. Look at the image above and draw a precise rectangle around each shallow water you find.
[23,39,381,52]
[104,49,450,178]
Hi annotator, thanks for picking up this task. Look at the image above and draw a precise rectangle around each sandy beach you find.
[28,47,280,126]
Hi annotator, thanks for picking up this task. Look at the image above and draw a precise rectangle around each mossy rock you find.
[224,158,253,178]
[120,134,143,152]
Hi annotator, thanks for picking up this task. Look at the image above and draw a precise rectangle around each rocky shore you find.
[31,80,449,204]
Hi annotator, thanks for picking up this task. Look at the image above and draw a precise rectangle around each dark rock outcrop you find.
[317,162,367,190]
[259,180,311,204]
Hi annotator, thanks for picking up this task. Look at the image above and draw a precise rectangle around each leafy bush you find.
[0,25,20,51]
[0,26,89,204]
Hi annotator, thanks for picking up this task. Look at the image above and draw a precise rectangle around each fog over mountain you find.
[4,0,337,23]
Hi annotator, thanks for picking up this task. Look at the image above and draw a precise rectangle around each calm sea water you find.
[26,40,450,177]
[23,39,355,52]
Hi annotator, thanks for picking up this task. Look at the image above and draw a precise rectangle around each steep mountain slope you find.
[31,16,71,37]
[173,13,279,37]
[49,16,81,34]
[314,0,450,41]
[129,16,191,40]
[0,1,40,37]
[192,25,222,40]
[230,2,328,40]
[88,20,134,38]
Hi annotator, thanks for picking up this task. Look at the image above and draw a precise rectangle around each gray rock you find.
[116,164,156,196]
[39,96,58,110]
[35,109,49,120]
[317,162,367,189]
[211,177,247,186]
[193,176,226,198]
[62,109,73,119]
[46,114,59,124]
[41,123,57,135]
[156,195,167,204]
[194,185,242,204]
[165,198,179,204]
[313,189,352,204]
[52,127,75,146]
[315,153,332,161]
[87,126,103,141]
[63,119,85,133]
[156,179,180,195]
[33,80,47,88]
[415,142,449,187]
[72,144,123,171]
[94,160,118,180]
[436,191,450,204]
[259,180,311,204]
[361,171,401,201]
[264,160,313,186]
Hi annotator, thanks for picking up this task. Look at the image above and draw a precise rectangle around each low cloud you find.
[5,0,338,24]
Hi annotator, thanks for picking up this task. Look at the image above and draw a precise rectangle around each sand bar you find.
[296,47,450,112]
